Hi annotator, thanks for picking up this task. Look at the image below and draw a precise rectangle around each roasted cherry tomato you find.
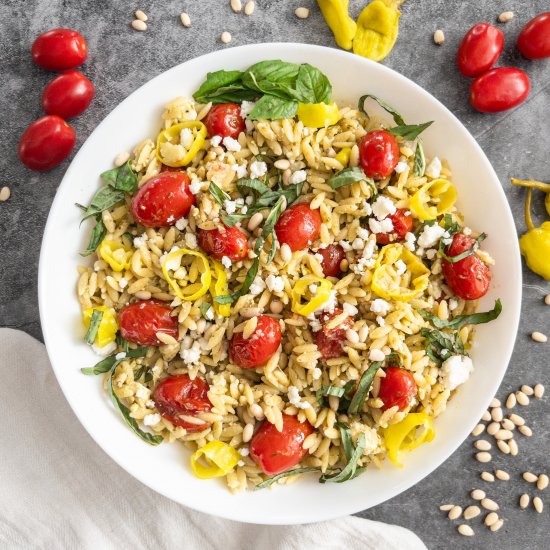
[204,103,245,139]
[442,233,491,300]
[378,367,417,411]
[518,12,550,59]
[315,244,346,277]
[130,172,195,227]
[41,70,94,119]
[198,225,249,262]
[152,374,212,431]
[376,209,413,245]
[229,315,282,368]
[249,414,313,475]
[315,309,354,360]
[119,300,178,346]
[457,23,504,77]
[18,115,75,171]
[31,28,87,71]
[160,164,183,173]
[358,130,399,179]
[274,204,322,252]
[469,68,530,113]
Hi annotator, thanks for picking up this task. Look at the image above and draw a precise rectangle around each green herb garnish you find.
[419,299,502,331]
[319,425,366,483]
[413,141,426,177]
[85,310,104,345]
[256,467,320,489]
[438,233,487,263]
[347,361,383,415]
[420,327,465,366]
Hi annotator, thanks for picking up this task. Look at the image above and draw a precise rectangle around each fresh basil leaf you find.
[348,360,383,415]
[220,212,249,228]
[246,76,304,102]
[262,195,285,236]
[85,310,104,345]
[439,233,487,263]
[200,302,212,319]
[256,467,319,489]
[133,365,147,381]
[208,181,231,206]
[295,63,332,104]
[249,95,298,121]
[193,70,247,103]
[413,141,426,177]
[81,216,107,256]
[316,385,346,404]
[420,327,465,366]
[75,202,87,211]
[117,334,129,353]
[237,178,270,196]
[358,94,405,126]
[419,299,502,331]
[81,355,118,376]
[114,162,138,193]
[328,167,372,190]
[82,185,125,221]
[266,230,279,265]
[242,60,301,92]
[319,432,366,483]
[336,422,354,461]
[126,347,149,359]
[442,213,461,237]
[389,121,434,141]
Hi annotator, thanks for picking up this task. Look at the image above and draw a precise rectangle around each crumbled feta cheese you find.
[368,218,383,234]
[309,318,322,332]
[189,180,202,195]
[449,298,458,311]
[357,227,370,240]
[210,135,222,147]
[463,227,472,236]
[362,238,376,260]
[314,289,337,314]
[180,344,201,365]
[425,248,438,260]
[394,161,408,174]
[175,217,188,231]
[241,205,248,214]
[240,100,256,118]
[92,341,117,357]
[313,252,324,264]
[287,386,311,409]
[233,163,248,178]
[404,232,416,251]
[289,170,307,184]
[352,238,364,250]
[204,306,215,321]
[343,302,358,317]
[376,315,386,327]
[372,196,397,221]
[369,349,385,362]
[250,161,267,179]
[394,259,407,275]
[309,284,318,294]
[266,274,285,293]
[118,278,128,289]
[115,352,126,360]
[440,355,474,390]
[371,298,390,315]
[362,201,373,216]
[417,224,445,249]
[339,240,352,251]
[224,199,237,214]
[380,218,394,233]
[223,136,241,152]
[143,413,161,426]
[133,235,148,248]
[135,384,150,399]
[245,195,253,205]
[219,256,232,269]
[312,367,322,380]
[239,447,250,457]
[249,276,266,296]
[425,157,442,179]
[145,400,155,409]
[180,127,194,149]
[184,233,197,249]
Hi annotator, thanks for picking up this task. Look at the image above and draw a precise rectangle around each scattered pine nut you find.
[519,494,530,509]
[433,29,445,45]
[295,7,310,19]
[487,422,500,436]
[482,410,492,422]
[476,452,492,463]
[457,524,474,537]
[492,407,504,422]
[521,385,534,396]
[230,0,242,12]
[509,439,519,456]
[531,331,547,343]
[221,31,232,43]
[485,511,499,526]
[516,391,530,406]
[501,418,515,431]
[509,413,525,426]
[490,398,501,408]
[490,518,504,532]
[498,11,514,23]
[439,504,454,511]
[506,392,517,409]
[464,505,481,520]
[497,440,511,454]
[269,300,283,314]
[523,471,538,483]
[533,496,544,513]
[448,505,462,520]
[481,498,499,511]
[475,440,492,451]
[0,186,10,202]
[471,489,486,500]
[180,12,191,27]
[244,0,255,15]
[481,471,495,482]
[545,294,550,306]
[534,383,545,399]
[537,474,549,490]
[274,159,290,170]
[135,9,148,21]
[495,469,510,481]
[518,425,532,437]
[495,429,513,440]
[472,423,486,436]
[242,422,253,442]
[280,243,292,263]
[131,19,147,31]
[247,212,263,232]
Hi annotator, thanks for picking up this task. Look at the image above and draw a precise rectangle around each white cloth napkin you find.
[0,328,426,550]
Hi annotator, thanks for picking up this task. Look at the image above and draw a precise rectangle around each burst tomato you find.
[198,225,249,262]
[517,12,550,59]
[358,130,399,179]
[315,244,346,277]
[119,301,178,346]
[31,28,87,71]
[152,374,212,431]
[42,70,94,119]
[315,309,353,360]
[204,103,245,139]
[274,203,322,252]
[469,68,530,113]
[375,209,413,245]
[457,23,504,77]
[229,315,282,368]
[249,414,313,475]
[442,233,491,300]
[130,172,195,227]
[378,367,417,411]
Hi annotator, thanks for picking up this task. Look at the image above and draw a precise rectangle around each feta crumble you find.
[289,170,307,184]
[250,161,268,179]
[238,447,250,457]
[92,341,117,357]
[210,135,222,147]
[204,306,215,321]
[376,315,386,327]
[118,277,128,289]
[189,180,202,195]
[249,276,266,296]
[240,100,256,118]
[221,256,232,269]
[223,136,241,152]
[343,302,358,317]
[133,235,148,248]
[224,199,237,214]
[440,355,474,390]
[180,344,201,365]
[184,233,197,249]
[371,298,390,315]
[115,352,126,360]
[417,224,445,249]
[287,386,311,409]
[233,163,248,178]
[394,259,407,275]
[372,196,397,221]
[180,127,194,149]
[425,156,442,179]
[404,232,416,251]
[394,161,408,174]
[143,413,161,426]
[314,289,337,314]
[357,227,370,240]
[266,274,285,293]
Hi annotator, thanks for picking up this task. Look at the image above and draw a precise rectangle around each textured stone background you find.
[1,0,549,548]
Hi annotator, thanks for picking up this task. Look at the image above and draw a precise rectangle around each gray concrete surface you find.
[1,0,549,548]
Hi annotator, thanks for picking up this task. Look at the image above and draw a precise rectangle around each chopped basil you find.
[420,327,465,366]
[85,310,103,345]
[200,302,212,318]
[133,365,147,381]
[81,345,148,375]
[336,421,354,461]
[319,428,366,483]
[328,167,373,190]
[316,385,346,404]
[438,233,487,263]
[413,141,426,177]
[442,213,461,236]
[208,181,231,206]
[81,216,107,256]
[389,121,433,141]
[256,467,320,489]
[419,299,502,331]
[347,361,383,415]
[358,94,406,126]
[237,178,270,196]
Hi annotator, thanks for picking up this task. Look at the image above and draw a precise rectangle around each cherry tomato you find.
[229,315,282,368]
[442,233,491,300]
[31,28,87,71]
[378,367,417,411]
[274,204,322,252]
[41,70,94,119]
[315,244,345,277]
[518,12,550,59]
[315,309,353,360]
[204,103,245,139]
[249,414,313,475]
[457,23,504,77]
[152,374,212,431]
[130,172,195,227]
[375,209,413,245]
[198,225,249,262]
[358,130,399,179]
[18,115,75,171]
[160,164,183,173]
[469,68,530,113]
[119,300,178,346]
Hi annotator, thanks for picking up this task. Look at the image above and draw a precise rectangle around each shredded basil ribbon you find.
[439,233,487,263]
[419,299,502,331]
[256,467,320,489]
[420,327,465,366]
[81,346,148,375]
[319,427,366,483]
[347,361,383,415]
[84,310,104,345]
[413,141,426,177]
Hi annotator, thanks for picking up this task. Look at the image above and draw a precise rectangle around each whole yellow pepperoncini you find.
[82,306,119,348]
[296,102,340,128]
[291,275,333,316]
[161,248,211,301]
[209,260,231,317]
[383,412,435,467]
[98,239,133,272]
[371,243,430,302]
[190,441,240,479]
[409,178,458,221]
[156,121,207,168]
[317,0,357,50]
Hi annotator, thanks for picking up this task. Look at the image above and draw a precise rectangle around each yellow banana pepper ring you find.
[190,441,240,479]
[291,275,333,316]
[82,306,119,348]
[296,102,340,128]
[371,244,430,302]
[210,260,231,317]
[161,248,211,301]
[156,121,207,168]
[353,0,401,62]
[317,0,357,51]
[335,146,351,167]
[98,239,132,272]
[409,178,458,221]
[383,412,435,467]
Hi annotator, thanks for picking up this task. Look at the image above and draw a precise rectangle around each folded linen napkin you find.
[0,328,426,550]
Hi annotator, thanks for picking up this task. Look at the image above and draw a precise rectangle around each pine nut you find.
[490,519,504,532]
[481,471,495,482]
[497,440,510,454]
[521,384,534,396]
[476,452,492,463]
[448,505,462,520]
[531,331,547,343]
[495,469,510,481]
[274,158,290,170]
[240,307,263,319]
[250,403,264,419]
[221,31,232,43]
[545,294,550,306]
[495,429,513,440]
[135,9,148,21]
[433,29,445,45]
[492,407,503,422]
[269,300,283,314]
[501,418,515,431]
[481,410,492,422]
[295,7,310,18]
[484,511,499,526]
[516,391,530,406]
[345,328,359,344]
[0,186,11,202]
[506,392,517,408]
[439,504,454,511]
[509,413,525,426]
[231,0,242,12]
[519,425,532,437]
[244,0,255,15]
[534,383,545,399]
[457,524,474,537]
[537,474,549,490]
[131,19,147,31]
[247,212,263,231]
[487,422,500,435]
[242,316,258,339]
[180,12,191,27]
[242,423,254,442]
[358,325,369,342]
[523,471,538,483]
[472,423,486,436]
[509,439,519,456]
[490,398,501,408]
[464,505,481,520]
[481,498,499,511]
[471,489,486,500]
[280,243,292,263]
[498,11,514,23]
[519,494,530,509]
[474,440,492,451]
[533,496,544,513]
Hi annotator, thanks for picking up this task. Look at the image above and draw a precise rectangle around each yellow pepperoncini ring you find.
[156,121,207,168]
[383,413,435,467]
[190,441,240,479]
[296,102,340,128]
[317,0,357,51]
[209,260,231,317]
[82,306,119,348]
[98,239,132,272]
[409,178,458,221]
[291,275,333,316]
[335,146,351,168]
[161,248,211,301]
[371,244,430,302]
[352,0,401,62]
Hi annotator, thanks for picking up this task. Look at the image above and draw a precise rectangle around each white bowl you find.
[38,43,521,525]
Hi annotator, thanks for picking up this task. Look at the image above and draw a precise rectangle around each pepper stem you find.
[511,178,550,192]
[525,188,535,231]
